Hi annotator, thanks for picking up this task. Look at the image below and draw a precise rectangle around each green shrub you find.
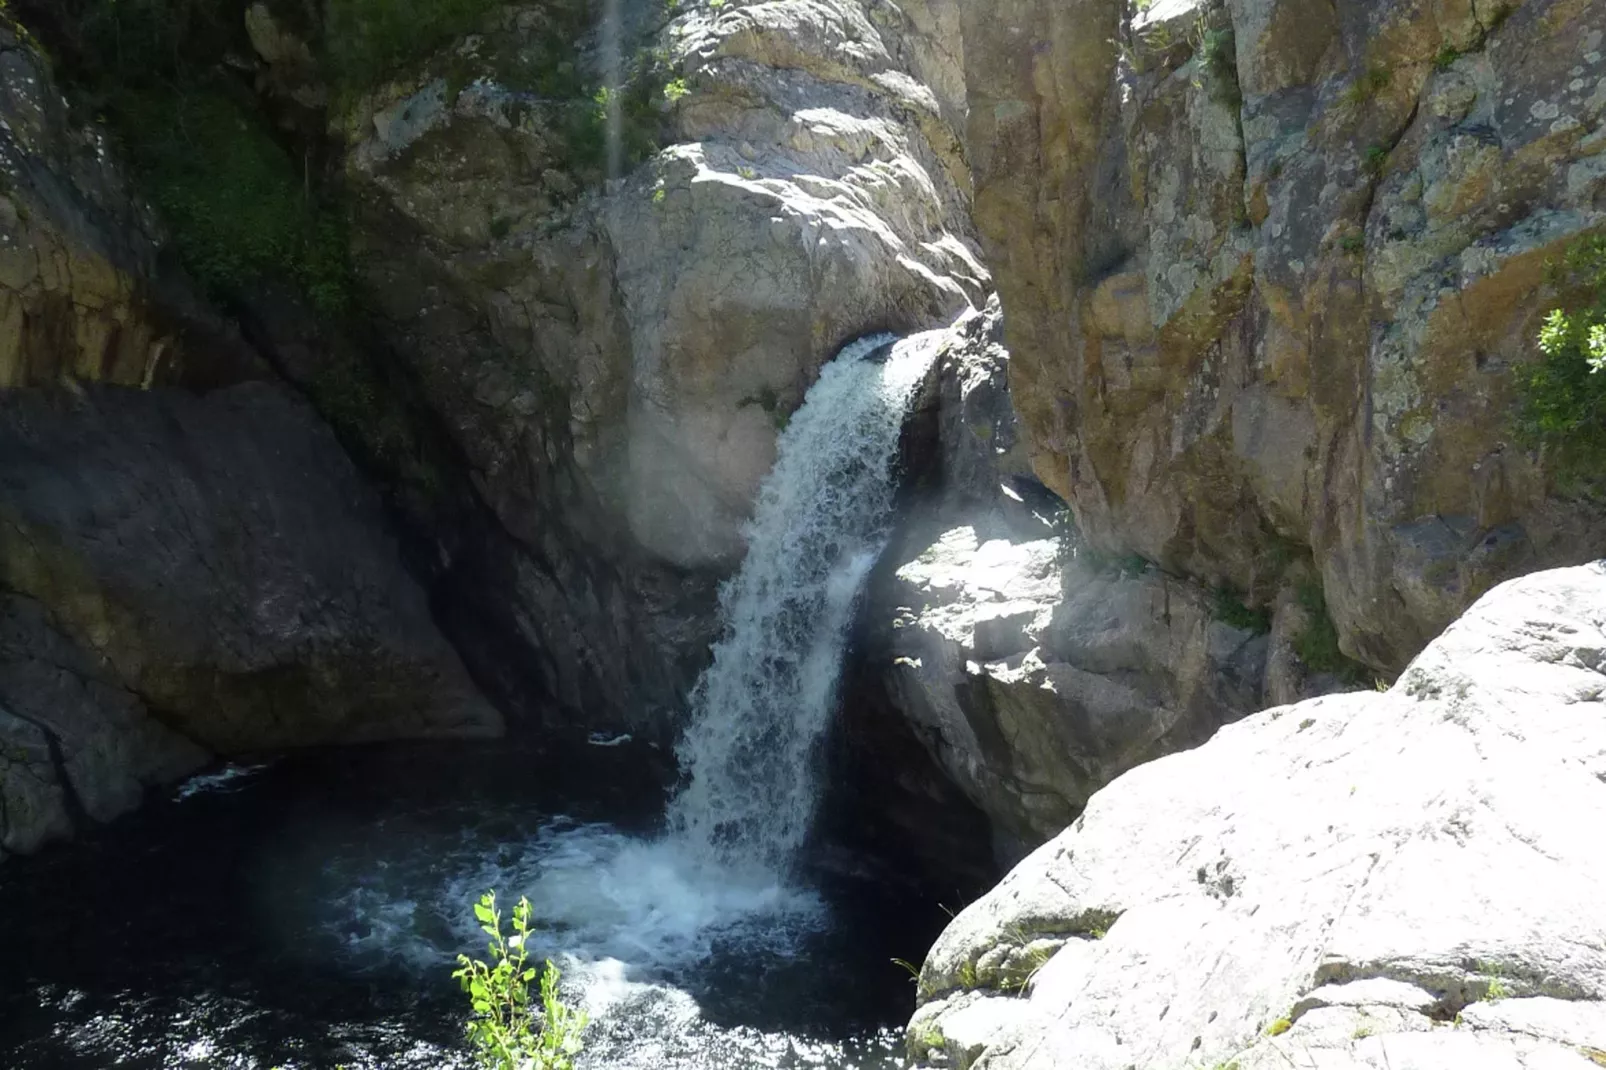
[1190,21,1241,108]
[324,0,502,93]
[27,0,351,314]
[1212,587,1271,634]
[454,891,588,1070]
[118,88,350,314]
[1515,234,1606,489]
[1343,63,1391,106]
[1292,581,1365,679]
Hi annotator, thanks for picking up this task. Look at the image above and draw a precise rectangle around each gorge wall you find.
[954,0,1606,671]
[4,0,1605,867]
[0,18,498,858]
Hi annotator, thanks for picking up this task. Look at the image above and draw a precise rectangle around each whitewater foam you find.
[665,333,935,872]
[311,333,936,1067]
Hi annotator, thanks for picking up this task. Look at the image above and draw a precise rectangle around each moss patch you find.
[1213,587,1272,634]
[324,0,503,94]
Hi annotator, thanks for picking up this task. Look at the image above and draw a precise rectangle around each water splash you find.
[307,333,937,1066]
[665,333,933,872]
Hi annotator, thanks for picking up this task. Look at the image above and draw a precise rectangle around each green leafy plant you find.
[1189,20,1241,108]
[453,891,588,1070]
[1433,44,1461,71]
[1292,581,1366,680]
[1515,234,1606,488]
[1266,1016,1293,1036]
[26,1,351,314]
[324,0,503,94]
[1344,63,1391,106]
[1363,143,1390,177]
[124,87,351,314]
[1212,587,1271,634]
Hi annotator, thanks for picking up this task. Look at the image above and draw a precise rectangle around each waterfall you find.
[665,332,935,872]
[336,332,942,987]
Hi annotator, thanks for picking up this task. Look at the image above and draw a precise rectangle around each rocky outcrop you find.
[906,562,1606,1070]
[0,19,256,390]
[884,532,1269,859]
[865,300,1272,860]
[0,24,499,858]
[952,0,1606,673]
[329,0,988,730]
[0,383,500,859]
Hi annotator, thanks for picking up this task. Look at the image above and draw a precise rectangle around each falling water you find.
[665,333,934,872]
[67,332,948,1069]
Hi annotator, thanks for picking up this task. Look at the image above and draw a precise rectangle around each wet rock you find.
[908,562,1606,1069]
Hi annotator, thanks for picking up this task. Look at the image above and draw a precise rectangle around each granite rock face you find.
[867,301,1272,860]
[332,0,987,729]
[952,0,1606,672]
[0,383,500,859]
[0,25,498,858]
[883,529,1268,859]
[907,563,1606,1070]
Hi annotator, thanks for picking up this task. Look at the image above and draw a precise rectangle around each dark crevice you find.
[39,726,90,831]
[1354,98,1420,245]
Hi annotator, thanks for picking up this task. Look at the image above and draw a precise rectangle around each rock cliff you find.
[329,0,989,729]
[866,300,1279,862]
[0,19,498,858]
[907,562,1606,1069]
[952,0,1606,672]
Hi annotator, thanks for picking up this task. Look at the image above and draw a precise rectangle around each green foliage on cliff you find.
[121,89,350,314]
[1212,588,1271,634]
[25,0,350,313]
[329,0,669,185]
[1292,581,1365,681]
[325,0,502,92]
[455,891,588,1070]
[1516,234,1606,489]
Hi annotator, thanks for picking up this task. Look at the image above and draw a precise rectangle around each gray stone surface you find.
[872,298,1270,860]
[882,526,1268,858]
[908,563,1606,1070]
[0,383,500,856]
[951,0,1606,673]
[331,0,988,732]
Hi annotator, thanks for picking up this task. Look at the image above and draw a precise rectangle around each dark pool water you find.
[0,741,947,1070]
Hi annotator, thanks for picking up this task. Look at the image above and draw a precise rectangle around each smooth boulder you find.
[909,562,1606,1070]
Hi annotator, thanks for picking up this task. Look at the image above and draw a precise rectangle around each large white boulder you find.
[910,562,1606,1070]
